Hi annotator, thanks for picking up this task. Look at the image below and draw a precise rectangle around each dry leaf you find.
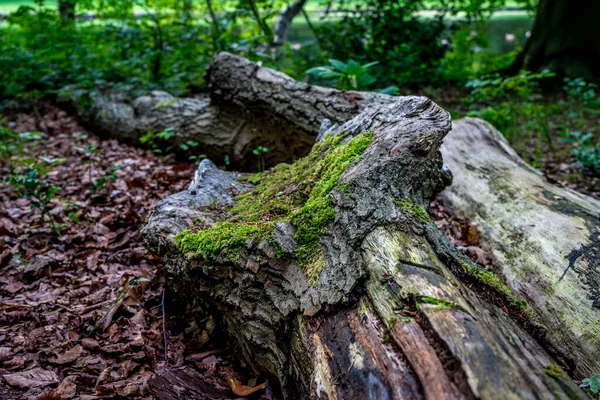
[56,375,78,398]
[227,377,266,396]
[3,367,59,388]
[57,345,83,365]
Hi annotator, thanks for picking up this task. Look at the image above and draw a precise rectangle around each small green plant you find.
[6,158,63,229]
[581,374,600,399]
[252,145,269,172]
[140,127,176,154]
[562,131,600,174]
[92,164,124,192]
[563,77,599,107]
[306,59,398,94]
[75,144,102,191]
[466,70,555,103]
[0,126,40,160]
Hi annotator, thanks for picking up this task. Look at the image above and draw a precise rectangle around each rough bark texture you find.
[512,0,600,80]
[68,52,392,169]
[142,98,586,399]
[440,118,600,378]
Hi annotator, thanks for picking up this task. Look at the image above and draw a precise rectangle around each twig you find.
[162,287,168,364]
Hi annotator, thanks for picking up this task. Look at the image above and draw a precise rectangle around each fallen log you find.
[142,98,587,399]
[65,52,393,169]
[439,118,600,379]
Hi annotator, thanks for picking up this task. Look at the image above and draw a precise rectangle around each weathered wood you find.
[142,98,587,399]
[439,118,600,378]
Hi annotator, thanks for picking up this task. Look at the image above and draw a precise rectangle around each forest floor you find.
[0,104,255,400]
[0,103,596,399]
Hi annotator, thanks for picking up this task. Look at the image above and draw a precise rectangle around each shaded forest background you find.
[0,0,599,187]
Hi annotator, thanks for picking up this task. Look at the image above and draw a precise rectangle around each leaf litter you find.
[0,104,257,400]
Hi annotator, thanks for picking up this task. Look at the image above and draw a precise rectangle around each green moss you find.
[175,221,275,260]
[544,363,567,379]
[174,131,374,270]
[459,259,534,317]
[388,316,397,325]
[418,296,460,310]
[394,199,431,223]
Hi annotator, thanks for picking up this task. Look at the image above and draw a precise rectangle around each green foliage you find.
[562,131,600,174]
[0,126,41,160]
[313,0,448,86]
[175,131,374,282]
[465,70,559,165]
[466,70,555,102]
[0,0,279,100]
[252,145,269,172]
[563,77,599,107]
[306,59,398,94]
[441,26,517,81]
[6,158,63,228]
[581,374,600,399]
[92,164,124,191]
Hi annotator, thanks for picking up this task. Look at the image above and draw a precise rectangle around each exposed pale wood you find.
[440,117,600,378]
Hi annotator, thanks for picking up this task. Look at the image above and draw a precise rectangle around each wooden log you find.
[65,52,393,169]
[439,117,600,378]
[141,98,587,399]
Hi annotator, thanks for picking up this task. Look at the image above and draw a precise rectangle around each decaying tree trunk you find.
[64,52,393,169]
[84,53,598,395]
[439,118,600,379]
[141,98,588,399]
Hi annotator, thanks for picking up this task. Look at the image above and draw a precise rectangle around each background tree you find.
[513,0,600,80]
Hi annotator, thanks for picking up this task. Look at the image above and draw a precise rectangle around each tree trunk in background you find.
[272,0,308,48]
[58,0,76,20]
[513,0,600,80]
[142,99,587,399]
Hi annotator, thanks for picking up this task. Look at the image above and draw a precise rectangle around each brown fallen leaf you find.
[55,375,78,398]
[3,367,59,388]
[0,346,11,361]
[57,344,83,365]
[227,377,266,396]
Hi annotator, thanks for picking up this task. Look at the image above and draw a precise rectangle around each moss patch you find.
[544,363,567,379]
[175,132,374,272]
[460,259,530,312]
[394,199,431,224]
[417,296,460,310]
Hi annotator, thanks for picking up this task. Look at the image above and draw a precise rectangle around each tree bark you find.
[272,0,308,48]
[141,98,588,399]
[512,0,600,80]
[439,118,600,379]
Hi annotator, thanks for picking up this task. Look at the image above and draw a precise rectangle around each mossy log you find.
[142,98,586,399]
[439,118,600,379]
